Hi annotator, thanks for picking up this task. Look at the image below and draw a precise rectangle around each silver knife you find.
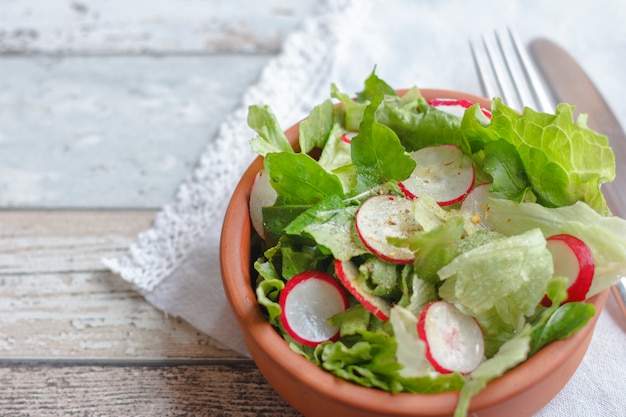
[530,38,626,317]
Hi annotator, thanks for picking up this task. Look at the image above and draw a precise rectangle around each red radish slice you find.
[417,301,484,374]
[542,234,595,306]
[334,259,391,322]
[279,271,349,347]
[428,98,492,119]
[340,131,358,144]
[398,145,475,206]
[249,169,278,239]
[355,195,420,263]
[460,183,494,229]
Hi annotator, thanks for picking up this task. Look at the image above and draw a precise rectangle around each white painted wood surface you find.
[0,54,270,207]
[0,0,318,208]
[0,0,317,53]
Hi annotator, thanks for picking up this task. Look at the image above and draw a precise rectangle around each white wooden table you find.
[0,1,313,414]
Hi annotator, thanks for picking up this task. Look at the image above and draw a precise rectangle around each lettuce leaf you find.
[389,306,433,378]
[463,99,615,214]
[248,105,293,156]
[298,99,335,154]
[488,198,626,296]
[285,195,369,262]
[356,68,398,101]
[331,83,368,131]
[438,229,553,327]
[377,87,472,154]
[315,330,401,391]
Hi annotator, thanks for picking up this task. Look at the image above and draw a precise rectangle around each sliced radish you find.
[340,131,358,144]
[334,259,391,322]
[542,234,595,306]
[460,183,494,229]
[428,98,492,119]
[249,169,278,239]
[279,271,349,347]
[355,194,420,263]
[398,144,475,206]
[417,301,484,374]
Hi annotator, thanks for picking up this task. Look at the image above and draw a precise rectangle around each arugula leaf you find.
[279,242,328,280]
[529,301,595,356]
[248,105,293,156]
[264,152,344,205]
[479,139,532,201]
[261,205,310,247]
[351,94,416,189]
[356,68,397,101]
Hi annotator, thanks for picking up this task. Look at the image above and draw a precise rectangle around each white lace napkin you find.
[104,0,626,415]
[103,0,359,356]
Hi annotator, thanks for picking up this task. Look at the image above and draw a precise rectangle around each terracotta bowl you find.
[220,89,609,417]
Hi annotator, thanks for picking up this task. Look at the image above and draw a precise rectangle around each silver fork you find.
[470,28,554,113]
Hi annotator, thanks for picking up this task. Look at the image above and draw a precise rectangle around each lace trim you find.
[103,0,356,291]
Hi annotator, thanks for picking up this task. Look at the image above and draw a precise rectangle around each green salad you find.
[246,70,626,417]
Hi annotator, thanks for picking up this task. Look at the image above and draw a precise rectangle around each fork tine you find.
[470,40,499,101]
[471,28,556,113]
[481,32,520,110]
[507,28,554,113]
[495,29,535,109]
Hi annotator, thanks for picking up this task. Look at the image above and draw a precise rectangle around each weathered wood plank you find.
[0,363,301,416]
[0,0,317,54]
[0,210,241,359]
[0,54,270,208]
[0,210,155,272]
[0,270,241,360]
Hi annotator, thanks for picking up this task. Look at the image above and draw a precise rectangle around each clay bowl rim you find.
[220,88,609,415]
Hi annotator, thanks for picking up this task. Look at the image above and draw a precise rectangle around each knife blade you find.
[530,38,626,317]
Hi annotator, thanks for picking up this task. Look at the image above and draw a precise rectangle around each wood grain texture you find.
[0,364,302,416]
[0,210,241,360]
[0,0,318,54]
[0,54,269,208]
